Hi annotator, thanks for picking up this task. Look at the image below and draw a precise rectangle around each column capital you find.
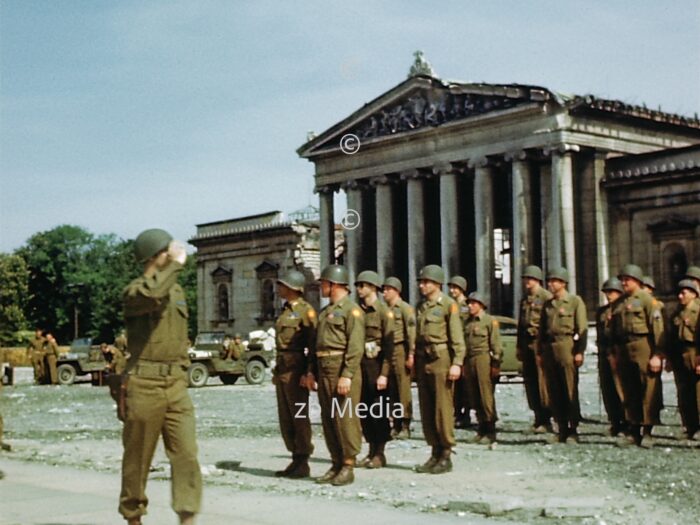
[369,175,395,187]
[543,143,581,157]
[400,168,421,181]
[432,162,461,176]
[504,149,529,162]
[340,180,363,191]
[313,184,337,195]
[468,156,490,169]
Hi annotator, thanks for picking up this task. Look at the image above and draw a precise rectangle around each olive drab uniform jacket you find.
[464,312,503,365]
[538,291,588,355]
[390,300,416,355]
[361,299,394,376]
[416,293,466,365]
[612,290,664,357]
[517,287,552,354]
[670,300,699,351]
[123,262,189,365]
[312,296,365,379]
[275,298,317,370]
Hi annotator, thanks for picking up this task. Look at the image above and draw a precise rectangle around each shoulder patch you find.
[387,310,394,319]
[492,319,499,327]
[352,308,361,318]
[450,303,458,314]
[307,309,316,319]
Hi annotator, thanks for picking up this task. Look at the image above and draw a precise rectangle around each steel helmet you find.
[418,264,444,284]
[618,264,644,283]
[355,270,383,288]
[522,265,544,282]
[319,264,349,285]
[448,275,468,292]
[277,270,306,292]
[685,265,700,282]
[383,276,403,293]
[641,275,656,290]
[134,229,172,263]
[601,277,623,293]
[467,291,488,309]
[546,267,569,283]
[678,279,700,296]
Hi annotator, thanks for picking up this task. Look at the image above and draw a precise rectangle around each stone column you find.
[435,162,460,282]
[551,145,579,294]
[343,180,363,287]
[593,151,610,295]
[317,185,336,270]
[470,157,494,306]
[373,176,394,280]
[507,150,531,316]
[402,169,425,305]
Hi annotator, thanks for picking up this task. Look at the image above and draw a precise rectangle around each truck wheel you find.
[187,363,209,388]
[220,374,240,385]
[57,364,77,386]
[245,360,265,385]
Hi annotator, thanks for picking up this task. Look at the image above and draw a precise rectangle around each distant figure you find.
[27,328,46,384]
[44,332,60,385]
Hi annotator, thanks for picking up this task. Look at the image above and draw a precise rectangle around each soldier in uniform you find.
[610,264,664,448]
[309,264,364,486]
[354,271,394,468]
[539,268,588,444]
[115,330,128,354]
[26,328,46,384]
[44,332,60,385]
[382,277,416,439]
[668,280,700,441]
[228,334,244,360]
[448,276,472,429]
[119,229,201,525]
[596,278,626,436]
[642,276,666,427]
[685,266,700,291]
[463,292,502,447]
[273,270,317,478]
[414,265,466,474]
[516,265,553,433]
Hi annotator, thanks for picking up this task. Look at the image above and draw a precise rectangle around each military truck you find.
[494,316,523,381]
[187,331,274,387]
[56,338,107,385]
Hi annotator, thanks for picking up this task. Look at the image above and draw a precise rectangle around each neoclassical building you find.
[297,55,700,315]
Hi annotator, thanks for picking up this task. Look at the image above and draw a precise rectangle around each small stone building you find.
[189,209,341,337]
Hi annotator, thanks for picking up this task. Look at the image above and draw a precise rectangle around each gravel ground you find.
[2,343,700,524]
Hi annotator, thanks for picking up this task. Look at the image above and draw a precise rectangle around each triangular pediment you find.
[255,260,279,275]
[297,75,555,157]
[211,265,233,279]
[647,215,698,233]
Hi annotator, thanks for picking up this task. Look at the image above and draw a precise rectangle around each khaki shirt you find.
[611,289,664,357]
[275,298,317,372]
[416,292,466,366]
[517,286,552,352]
[456,296,469,324]
[464,311,503,364]
[390,299,416,354]
[122,262,189,365]
[46,339,60,358]
[596,300,617,354]
[314,295,364,379]
[670,300,699,349]
[114,334,128,352]
[27,336,45,354]
[361,299,395,377]
[539,290,588,355]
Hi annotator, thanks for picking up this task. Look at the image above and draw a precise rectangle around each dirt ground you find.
[2,350,699,524]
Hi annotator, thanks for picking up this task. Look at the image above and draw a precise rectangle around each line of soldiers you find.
[26,329,61,385]
[270,261,700,487]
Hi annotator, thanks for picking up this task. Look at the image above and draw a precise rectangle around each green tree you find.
[0,253,30,344]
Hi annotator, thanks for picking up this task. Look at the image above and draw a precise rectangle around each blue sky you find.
[1,1,699,252]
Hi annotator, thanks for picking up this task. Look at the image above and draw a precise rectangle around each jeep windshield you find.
[194,333,224,346]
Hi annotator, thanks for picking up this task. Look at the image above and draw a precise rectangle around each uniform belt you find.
[548,334,573,341]
[315,350,344,358]
[623,334,648,342]
[131,362,182,377]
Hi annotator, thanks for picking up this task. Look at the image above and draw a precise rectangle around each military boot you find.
[640,426,654,449]
[429,448,453,474]
[330,463,355,486]
[275,457,298,477]
[178,512,195,525]
[485,422,498,449]
[286,455,310,479]
[367,441,386,469]
[396,419,411,439]
[356,443,375,468]
[315,463,341,484]
[416,446,440,473]
[472,423,486,443]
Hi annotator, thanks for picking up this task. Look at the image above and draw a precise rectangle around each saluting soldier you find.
[668,280,700,441]
[27,328,46,384]
[596,278,626,436]
[120,229,201,525]
[382,277,416,439]
[273,270,317,479]
[610,264,664,448]
[44,332,60,385]
[448,275,472,430]
[539,267,588,444]
[309,264,364,486]
[516,265,553,433]
[355,271,394,469]
[463,292,502,448]
[414,265,466,474]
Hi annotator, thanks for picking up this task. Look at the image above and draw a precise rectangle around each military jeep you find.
[187,331,274,387]
[56,338,107,385]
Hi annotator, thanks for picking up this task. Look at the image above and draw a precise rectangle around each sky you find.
[1,0,699,253]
